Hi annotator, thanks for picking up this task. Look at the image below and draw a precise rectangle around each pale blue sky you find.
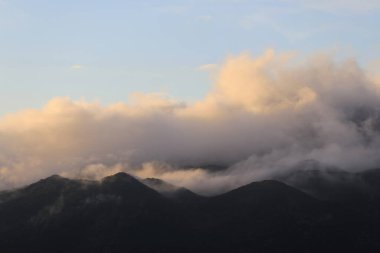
[0,0,379,115]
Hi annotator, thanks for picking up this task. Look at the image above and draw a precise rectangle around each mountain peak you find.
[215,179,318,207]
[28,174,72,190]
[101,172,162,199]
[102,172,137,183]
[142,178,202,201]
[44,174,66,181]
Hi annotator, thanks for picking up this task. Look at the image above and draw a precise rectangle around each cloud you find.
[368,59,380,83]
[197,63,218,71]
[61,163,124,181]
[1,49,380,194]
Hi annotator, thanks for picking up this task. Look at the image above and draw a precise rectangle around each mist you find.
[1,49,380,194]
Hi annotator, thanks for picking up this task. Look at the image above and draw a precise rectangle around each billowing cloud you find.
[1,49,380,194]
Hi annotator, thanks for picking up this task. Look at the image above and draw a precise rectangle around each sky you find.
[1,1,380,193]
[1,0,380,116]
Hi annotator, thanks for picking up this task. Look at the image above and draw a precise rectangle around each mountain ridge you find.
[1,171,380,252]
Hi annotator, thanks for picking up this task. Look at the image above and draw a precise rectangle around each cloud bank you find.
[1,49,380,194]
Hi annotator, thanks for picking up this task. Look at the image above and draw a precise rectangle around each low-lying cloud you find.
[1,49,380,194]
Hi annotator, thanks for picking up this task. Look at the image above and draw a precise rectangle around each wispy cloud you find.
[197,63,217,71]
[239,5,335,41]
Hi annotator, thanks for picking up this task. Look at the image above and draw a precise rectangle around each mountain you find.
[0,172,380,252]
[141,178,203,202]
[277,167,380,208]
[0,173,187,253]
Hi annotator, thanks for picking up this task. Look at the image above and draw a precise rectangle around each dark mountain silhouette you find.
[1,172,380,253]
[277,167,380,208]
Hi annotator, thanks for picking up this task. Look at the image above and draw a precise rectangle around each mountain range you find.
[1,169,380,253]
